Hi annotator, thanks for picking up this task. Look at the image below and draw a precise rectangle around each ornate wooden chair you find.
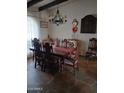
[61,39,80,74]
[85,38,97,59]
[42,43,59,72]
[32,38,42,68]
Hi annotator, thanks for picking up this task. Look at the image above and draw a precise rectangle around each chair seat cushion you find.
[64,59,78,66]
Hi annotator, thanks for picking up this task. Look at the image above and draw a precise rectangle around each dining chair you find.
[62,50,79,75]
[32,38,43,68]
[85,38,97,60]
[42,43,60,72]
[60,39,80,74]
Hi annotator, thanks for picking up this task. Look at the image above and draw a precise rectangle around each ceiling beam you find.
[38,0,68,11]
[27,0,44,8]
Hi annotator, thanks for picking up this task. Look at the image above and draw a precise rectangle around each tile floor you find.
[27,57,97,93]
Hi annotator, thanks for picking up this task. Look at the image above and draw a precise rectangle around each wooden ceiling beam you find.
[38,0,68,11]
[27,0,44,8]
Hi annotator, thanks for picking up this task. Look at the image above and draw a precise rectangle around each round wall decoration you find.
[72,19,78,33]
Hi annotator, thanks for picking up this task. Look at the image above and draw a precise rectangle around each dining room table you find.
[29,47,74,61]
[29,47,75,72]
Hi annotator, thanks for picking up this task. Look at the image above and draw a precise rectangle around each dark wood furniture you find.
[85,38,97,59]
[30,39,80,74]
[31,38,42,68]
[42,43,60,72]
[59,39,79,74]
[30,47,76,73]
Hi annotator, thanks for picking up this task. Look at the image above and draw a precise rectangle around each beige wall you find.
[39,10,49,42]
[48,0,97,55]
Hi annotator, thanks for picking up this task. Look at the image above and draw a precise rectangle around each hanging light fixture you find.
[49,8,67,26]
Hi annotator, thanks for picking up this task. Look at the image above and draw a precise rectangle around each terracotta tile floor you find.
[27,57,97,93]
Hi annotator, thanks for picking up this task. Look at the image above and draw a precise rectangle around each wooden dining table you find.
[30,47,75,72]
[29,48,74,61]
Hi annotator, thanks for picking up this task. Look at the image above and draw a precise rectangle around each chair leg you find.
[39,59,43,71]
[73,67,76,76]
[73,63,79,75]
[73,63,76,75]
[59,63,64,72]
[34,58,40,69]
[58,59,61,72]
[43,60,47,72]
[76,63,79,71]
[60,58,64,72]
[35,60,37,68]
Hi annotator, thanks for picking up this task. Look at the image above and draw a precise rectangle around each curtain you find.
[27,16,40,56]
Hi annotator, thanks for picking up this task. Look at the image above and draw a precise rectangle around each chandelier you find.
[49,9,67,26]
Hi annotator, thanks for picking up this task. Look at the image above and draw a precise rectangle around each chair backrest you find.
[32,38,41,50]
[43,43,53,52]
[88,38,97,51]
[43,43,53,59]
[32,38,41,57]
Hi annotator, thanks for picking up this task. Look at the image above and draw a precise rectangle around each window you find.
[27,16,40,55]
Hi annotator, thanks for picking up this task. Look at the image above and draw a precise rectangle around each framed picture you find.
[40,21,48,28]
